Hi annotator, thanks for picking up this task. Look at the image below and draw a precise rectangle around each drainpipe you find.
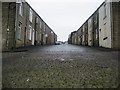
[13,2,18,49]
[6,3,11,50]
[34,16,37,46]
[110,1,113,48]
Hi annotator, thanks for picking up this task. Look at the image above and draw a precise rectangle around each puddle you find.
[60,58,65,61]
[70,59,73,61]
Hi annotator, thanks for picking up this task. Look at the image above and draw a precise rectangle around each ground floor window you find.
[18,22,22,40]
[28,25,32,40]
[35,31,37,40]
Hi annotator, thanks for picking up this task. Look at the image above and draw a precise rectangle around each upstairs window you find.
[19,2,23,16]
[51,31,53,34]
[95,14,97,24]
[36,17,39,24]
[43,24,46,31]
[40,21,42,29]
[104,4,107,19]
[29,8,33,23]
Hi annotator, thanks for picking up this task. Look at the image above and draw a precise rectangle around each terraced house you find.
[68,0,120,49]
[1,0,57,51]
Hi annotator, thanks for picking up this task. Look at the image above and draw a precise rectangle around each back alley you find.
[2,44,119,88]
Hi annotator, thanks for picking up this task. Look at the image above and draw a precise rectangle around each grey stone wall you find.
[46,26,51,45]
[93,11,99,47]
[84,22,88,46]
[15,2,27,47]
[35,15,42,45]
[2,2,57,51]
[0,1,2,51]
[24,3,36,46]
[88,16,93,46]
[0,1,2,89]
[112,2,120,49]
[2,2,16,50]
[54,33,57,44]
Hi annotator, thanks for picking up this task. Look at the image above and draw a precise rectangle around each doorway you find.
[32,29,35,45]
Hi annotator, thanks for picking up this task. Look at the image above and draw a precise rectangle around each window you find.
[36,17,39,24]
[40,21,42,29]
[43,24,46,31]
[28,25,32,40]
[18,22,22,40]
[94,14,97,24]
[96,29,98,39]
[19,3,23,16]
[35,31,37,40]
[104,4,107,19]
[51,31,53,34]
[95,15,97,24]
[29,8,33,23]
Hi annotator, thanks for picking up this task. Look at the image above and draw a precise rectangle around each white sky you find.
[26,0,105,41]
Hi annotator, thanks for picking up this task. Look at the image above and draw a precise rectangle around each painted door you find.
[24,28,26,46]
[32,30,35,45]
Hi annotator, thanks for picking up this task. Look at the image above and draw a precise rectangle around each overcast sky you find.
[26,0,105,41]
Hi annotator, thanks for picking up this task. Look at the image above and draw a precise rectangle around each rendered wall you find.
[99,2,112,48]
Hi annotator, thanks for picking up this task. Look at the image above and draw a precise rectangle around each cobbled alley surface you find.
[2,44,120,88]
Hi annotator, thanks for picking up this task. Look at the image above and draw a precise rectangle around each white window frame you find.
[18,22,22,40]
[28,25,32,40]
[104,4,107,18]
[40,21,42,29]
[19,2,23,16]
[29,8,33,23]
[51,31,53,34]
[96,29,98,39]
